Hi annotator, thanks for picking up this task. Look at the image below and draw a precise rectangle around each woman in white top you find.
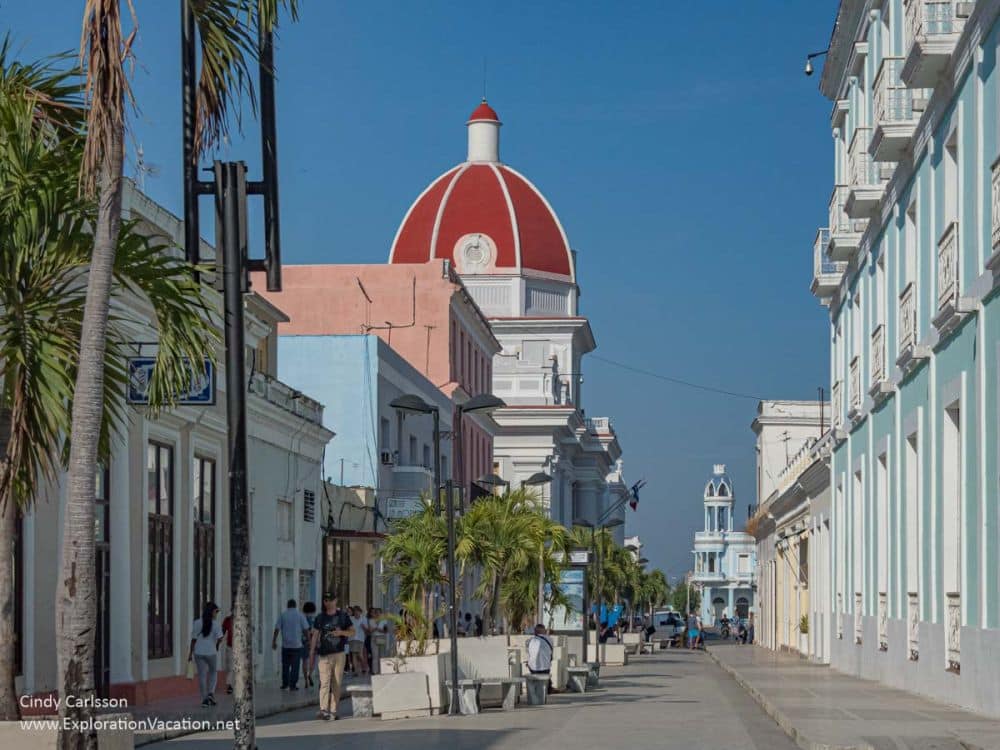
[188,602,224,707]
[348,606,369,675]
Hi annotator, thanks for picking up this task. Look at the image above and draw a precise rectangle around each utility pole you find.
[181,5,284,748]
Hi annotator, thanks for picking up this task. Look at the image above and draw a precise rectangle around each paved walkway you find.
[708,642,1000,750]
[147,649,798,750]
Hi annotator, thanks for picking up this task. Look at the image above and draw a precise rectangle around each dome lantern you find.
[467,99,501,162]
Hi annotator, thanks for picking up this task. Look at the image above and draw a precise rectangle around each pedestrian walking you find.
[308,593,354,721]
[686,610,699,650]
[273,599,311,690]
[301,601,317,688]
[349,606,369,675]
[188,602,224,708]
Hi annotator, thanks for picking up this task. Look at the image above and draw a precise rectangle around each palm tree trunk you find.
[58,127,123,750]
[0,425,18,720]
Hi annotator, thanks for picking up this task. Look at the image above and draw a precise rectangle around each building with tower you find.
[692,464,755,625]
[387,99,628,538]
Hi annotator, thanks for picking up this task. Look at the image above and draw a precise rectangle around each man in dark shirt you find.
[307,592,354,720]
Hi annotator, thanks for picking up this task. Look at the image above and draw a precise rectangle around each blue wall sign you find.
[127,357,215,405]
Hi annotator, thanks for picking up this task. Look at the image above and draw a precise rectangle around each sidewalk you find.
[707,643,1000,750]
[130,673,365,746]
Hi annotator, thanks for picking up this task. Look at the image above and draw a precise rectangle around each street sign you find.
[552,549,591,565]
[127,357,215,405]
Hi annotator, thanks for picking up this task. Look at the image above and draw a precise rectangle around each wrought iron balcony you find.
[811,228,846,302]
[872,57,923,162]
[903,0,969,88]
[868,324,891,402]
[849,355,862,419]
[932,221,975,334]
[828,185,865,261]
[847,128,883,218]
[896,281,930,373]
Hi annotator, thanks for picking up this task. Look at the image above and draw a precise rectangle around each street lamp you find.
[444,392,504,714]
[521,471,553,624]
[804,48,828,76]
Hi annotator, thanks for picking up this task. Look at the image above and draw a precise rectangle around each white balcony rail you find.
[992,160,1000,253]
[849,127,876,187]
[871,325,886,384]
[832,381,843,430]
[899,282,917,352]
[874,57,915,124]
[828,185,867,235]
[908,592,920,660]
[586,416,614,434]
[906,0,963,51]
[937,221,958,311]
[849,356,862,413]
[248,371,324,424]
[946,591,961,671]
[814,228,847,277]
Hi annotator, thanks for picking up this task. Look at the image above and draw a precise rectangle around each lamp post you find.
[448,393,505,713]
[521,472,553,624]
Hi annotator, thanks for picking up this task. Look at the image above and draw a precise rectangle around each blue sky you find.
[6,1,836,581]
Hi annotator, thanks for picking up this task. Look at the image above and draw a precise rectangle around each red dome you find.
[468,101,500,122]
[389,164,573,279]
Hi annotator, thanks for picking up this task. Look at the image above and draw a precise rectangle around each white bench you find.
[346,683,374,718]
[481,677,524,710]
[445,679,482,715]
[566,665,589,693]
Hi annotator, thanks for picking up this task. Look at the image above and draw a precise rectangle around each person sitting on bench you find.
[526,623,554,690]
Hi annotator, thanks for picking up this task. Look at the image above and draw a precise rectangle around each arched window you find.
[718,482,729,497]
[705,482,715,497]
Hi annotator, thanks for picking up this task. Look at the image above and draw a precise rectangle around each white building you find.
[750,401,832,662]
[691,465,755,625]
[388,100,628,539]
[16,185,333,704]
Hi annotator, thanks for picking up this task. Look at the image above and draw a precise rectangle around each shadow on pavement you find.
[164,726,522,750]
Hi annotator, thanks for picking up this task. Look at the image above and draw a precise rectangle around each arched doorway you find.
[712,596,725,623]
[736,596,749,619]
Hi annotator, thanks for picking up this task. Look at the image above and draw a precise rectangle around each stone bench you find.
[585,661,600,689]
[640,641,656,655]
[445,679,482,715]
[481,677,525,710]
[346,683,374,718]
[566,665,589,693]
[524,674,549,705]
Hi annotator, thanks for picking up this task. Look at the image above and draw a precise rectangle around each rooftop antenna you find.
[482,57,487,101]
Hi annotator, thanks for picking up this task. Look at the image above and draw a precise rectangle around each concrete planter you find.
[371,672,432,720]
[380,652,448,714]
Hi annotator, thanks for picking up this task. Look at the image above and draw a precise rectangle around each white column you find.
[728,587,734,619]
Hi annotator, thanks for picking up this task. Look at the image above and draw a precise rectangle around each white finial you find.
[713,464,726,474]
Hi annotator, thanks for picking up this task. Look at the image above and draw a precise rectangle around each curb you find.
[706,648,990,750]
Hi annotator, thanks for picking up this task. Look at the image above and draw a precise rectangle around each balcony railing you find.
[849,127,876,187]
[849,356,862,414]
[992,160,1000,253]
[831,380,843,431]
[874,57,915,125]
[249,371,324,424]
[937,221,958,312]
[906,0,962,50]
[585,416,614,435]
[814,228,846,275]
[828,186,868,235]
[899,282,917,352]
[870,325,886,384]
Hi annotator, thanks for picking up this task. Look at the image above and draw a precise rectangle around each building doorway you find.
[736,597,749,619]
[712,596,725,623]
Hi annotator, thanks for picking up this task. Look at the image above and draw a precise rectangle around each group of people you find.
[456,611,484,637]
[187,592,389,719]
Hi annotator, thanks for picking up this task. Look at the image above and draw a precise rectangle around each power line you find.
[589,354,764,402]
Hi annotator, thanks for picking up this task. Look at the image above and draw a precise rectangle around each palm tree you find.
[380,499,448,622]
[455,488,562,633]
[62,3,295,747]
[0,42,219,727]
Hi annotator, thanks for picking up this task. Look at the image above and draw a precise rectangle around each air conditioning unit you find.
[380,451,394,466]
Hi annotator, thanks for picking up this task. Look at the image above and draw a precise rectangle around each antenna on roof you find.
[482,57,488,102]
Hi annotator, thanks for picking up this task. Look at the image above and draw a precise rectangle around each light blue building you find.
[816,0,1000,716]
[692,465,755,625]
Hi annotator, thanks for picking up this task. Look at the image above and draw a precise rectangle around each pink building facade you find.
[252,260,501,497]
